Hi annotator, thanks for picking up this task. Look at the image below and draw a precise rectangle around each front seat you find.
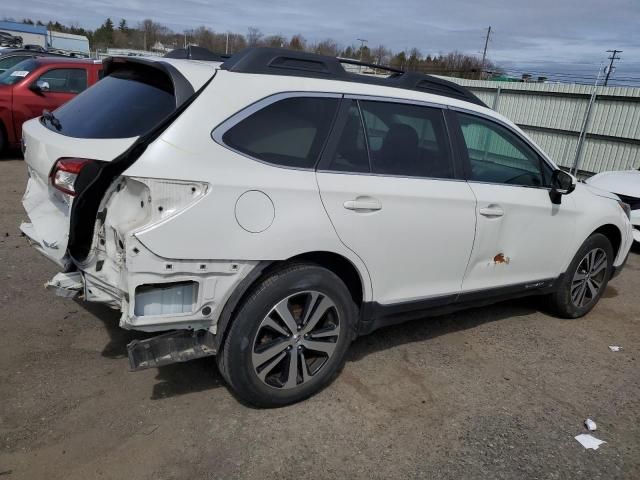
[374,123,420,175]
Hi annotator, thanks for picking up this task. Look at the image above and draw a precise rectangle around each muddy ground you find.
[1,156,639,479]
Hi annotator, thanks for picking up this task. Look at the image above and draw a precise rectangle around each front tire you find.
[548,233,614,318]
[219,263,357,407]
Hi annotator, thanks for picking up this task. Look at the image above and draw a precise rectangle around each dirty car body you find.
[586,169,640,244]
[21,48,634,406]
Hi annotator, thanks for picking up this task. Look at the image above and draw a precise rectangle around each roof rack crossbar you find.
[219,48,488,108]
[164,46,231,62]
[336,57,404,75]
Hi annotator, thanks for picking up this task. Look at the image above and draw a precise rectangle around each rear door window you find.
[326,100,370,173]
[222,97,339,169]
[360,101,454,179]
[43,65,176,139]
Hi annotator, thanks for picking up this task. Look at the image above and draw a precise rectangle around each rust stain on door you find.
[493,253,510,264]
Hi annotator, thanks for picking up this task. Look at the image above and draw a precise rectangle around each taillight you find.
[50,158,94,196]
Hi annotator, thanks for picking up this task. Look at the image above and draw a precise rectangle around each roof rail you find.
[220,47,487,107]
[164,46,231,62]
[336,57,404,75]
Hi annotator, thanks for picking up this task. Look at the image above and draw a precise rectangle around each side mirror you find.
[549,169,576,205]
[30,80,50,93]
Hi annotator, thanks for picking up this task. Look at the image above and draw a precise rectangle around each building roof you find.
[0,21,47,36]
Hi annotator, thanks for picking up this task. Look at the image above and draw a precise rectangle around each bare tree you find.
[247,27,263,47]
[263,34,286,48]
[288,34,306,51]
[314,39,339,56]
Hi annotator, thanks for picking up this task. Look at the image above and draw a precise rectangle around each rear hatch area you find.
[21,56,211,273]
[21,122,136,268]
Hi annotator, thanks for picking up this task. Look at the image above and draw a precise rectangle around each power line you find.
[604,49,622,86]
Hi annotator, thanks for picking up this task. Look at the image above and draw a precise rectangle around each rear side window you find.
[43,66,176,139]
[222,97,339,169]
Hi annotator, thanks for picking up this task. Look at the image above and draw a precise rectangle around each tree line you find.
[13,17,500,79]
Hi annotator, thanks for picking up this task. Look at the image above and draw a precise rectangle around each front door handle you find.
[479,205,504,218]
[343,197,382,212]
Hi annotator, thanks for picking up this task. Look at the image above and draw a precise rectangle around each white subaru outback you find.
[21,48,633,406]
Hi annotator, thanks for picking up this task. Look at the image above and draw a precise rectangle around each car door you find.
[13,67,87,139]
[316,98,477,306]
[449,110,578,292]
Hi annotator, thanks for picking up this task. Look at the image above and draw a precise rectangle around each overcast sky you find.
[5,0,640,84]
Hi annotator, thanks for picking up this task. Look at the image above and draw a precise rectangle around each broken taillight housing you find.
[50,158,94,196]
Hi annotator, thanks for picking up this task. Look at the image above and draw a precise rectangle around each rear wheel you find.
[219,263,357,407]
[548,233,614,318]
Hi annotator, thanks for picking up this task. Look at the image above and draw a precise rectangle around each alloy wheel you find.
[251,291,341,389]
[571,247,607,307]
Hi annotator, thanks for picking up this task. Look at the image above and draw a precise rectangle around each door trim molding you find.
[358,275,561,335]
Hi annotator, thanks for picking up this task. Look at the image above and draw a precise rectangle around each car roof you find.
[220,47,487,108]
[32,57,102,66]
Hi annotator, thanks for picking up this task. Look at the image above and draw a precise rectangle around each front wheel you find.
[219,263,357,407]
[547,233,614,318]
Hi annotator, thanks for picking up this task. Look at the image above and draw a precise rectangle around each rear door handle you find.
[479,205,504,218]
[343,197,382,212]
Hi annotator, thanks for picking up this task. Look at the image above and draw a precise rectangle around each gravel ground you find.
[0,155,639,480]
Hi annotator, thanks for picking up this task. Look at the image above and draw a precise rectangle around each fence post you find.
[572,89,598,175]
[492,85,501,111]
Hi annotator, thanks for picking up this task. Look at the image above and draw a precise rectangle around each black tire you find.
[218,263,357,407]
[547,233,614,318]
[0,123,6,155]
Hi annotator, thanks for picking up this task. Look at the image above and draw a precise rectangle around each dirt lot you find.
[1,155,639,480]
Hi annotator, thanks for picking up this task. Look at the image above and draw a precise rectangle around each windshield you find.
[0,58,38,85]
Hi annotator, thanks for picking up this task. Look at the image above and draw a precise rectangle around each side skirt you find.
[358,276,561,335]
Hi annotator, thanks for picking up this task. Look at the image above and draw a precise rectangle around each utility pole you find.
[357,38,367,72]
[225,32,229,54]
[481,26,492,75]
[604,49,622,86]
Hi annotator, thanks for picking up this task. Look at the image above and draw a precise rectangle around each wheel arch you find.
[591,223,622,260]
[214,251,369,350]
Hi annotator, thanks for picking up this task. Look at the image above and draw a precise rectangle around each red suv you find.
[0,57,102,152]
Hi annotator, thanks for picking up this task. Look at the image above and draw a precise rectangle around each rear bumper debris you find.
[45,271,83,298]
[127,329,216,371]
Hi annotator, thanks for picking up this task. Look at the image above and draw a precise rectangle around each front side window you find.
[360,101,453,179]
[36,68,87,93]
[222,97,339,169]
[457,113,547,187]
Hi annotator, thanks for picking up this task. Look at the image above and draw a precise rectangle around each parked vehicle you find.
[586,169,640,243]
[21,48,633,406]
[0,48,64,74]
[0,56,102,152]
[0,31,23,48]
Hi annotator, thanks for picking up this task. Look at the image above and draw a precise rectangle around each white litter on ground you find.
[585,418,597,431]
[609,345,622,352]
[575,434,606,450]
